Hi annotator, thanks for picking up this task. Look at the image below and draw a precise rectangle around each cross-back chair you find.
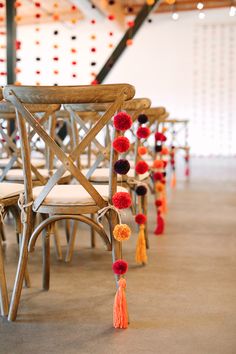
[3,83,135,321]
[64,98,151,254]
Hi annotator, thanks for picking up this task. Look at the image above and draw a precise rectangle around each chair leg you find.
[65,219,71,243]
[51,222,63,261]
[65,220,78,263]
[90,214,96,248]
[42,225,51,291]
[0,223,6,242]
[8,220,33,321]
[0,238,9,316]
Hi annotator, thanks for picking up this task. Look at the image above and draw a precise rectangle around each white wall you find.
[0,8,235,156]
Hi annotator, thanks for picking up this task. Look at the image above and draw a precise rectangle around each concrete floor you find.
[0,157,236,354]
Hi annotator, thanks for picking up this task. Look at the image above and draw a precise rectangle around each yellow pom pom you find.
[113,224,131,242]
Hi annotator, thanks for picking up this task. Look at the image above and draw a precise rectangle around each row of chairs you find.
[0,83,188,327]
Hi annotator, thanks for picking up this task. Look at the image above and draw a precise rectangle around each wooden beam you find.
[96,0,161,84]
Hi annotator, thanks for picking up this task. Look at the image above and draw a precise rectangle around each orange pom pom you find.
[161,146,169,155]
[153,160,164,169]
[155,182,164,192]
[113,224,131,242]
[138,146,147,155]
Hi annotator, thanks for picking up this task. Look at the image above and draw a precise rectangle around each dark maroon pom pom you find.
[112,259,128,275]
[114,159,130,175]
[114,112,132,131]
[138,114,148,124]
[135,213,147,225]
[155,145,162,153]
[135,185,148,196]
[137,126,151,139]
[135,160,149,174]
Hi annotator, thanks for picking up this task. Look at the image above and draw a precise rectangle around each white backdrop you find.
[0,8,235,156]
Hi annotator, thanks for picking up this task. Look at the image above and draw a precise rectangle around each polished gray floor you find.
[1,158,236,354]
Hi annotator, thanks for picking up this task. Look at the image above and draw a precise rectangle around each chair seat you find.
[4,169,70,181]
[82,168,149,183]
[0,182,24,200]
[33,184,128,206]
[0,158,45,169]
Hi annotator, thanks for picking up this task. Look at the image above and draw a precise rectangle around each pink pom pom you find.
[112,259,128,275]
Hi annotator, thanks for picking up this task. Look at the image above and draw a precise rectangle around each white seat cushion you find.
[0,182,24,200]
[0,158,45,169]
[4,169,70,181]
[82,168,149,183]
[33,184,128,206]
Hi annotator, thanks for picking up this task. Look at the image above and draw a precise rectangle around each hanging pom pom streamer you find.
[135,224,147,264]
[154,213,165,235]
[170,171,176,188]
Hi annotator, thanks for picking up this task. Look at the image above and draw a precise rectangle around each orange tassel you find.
[135,224,147,265]
[113,278,128,329]
[170,172,176,188]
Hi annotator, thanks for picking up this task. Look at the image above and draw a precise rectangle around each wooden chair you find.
[3,83,135,321]
[64,98,151,254]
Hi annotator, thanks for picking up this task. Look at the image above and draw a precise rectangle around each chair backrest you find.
[3,84,135,210]
[64,98,151,178]
[0,100,60,182]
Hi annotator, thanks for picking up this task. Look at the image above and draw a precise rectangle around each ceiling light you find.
[198,12,205,19]
[197,2,204,10]
[172,12,179,20]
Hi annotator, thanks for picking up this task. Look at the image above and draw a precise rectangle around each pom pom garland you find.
[112,192,132,209]
[138,146,147,155]
[153,172,163,181]
[112,259,128,275]
[114,159,130,175]
[137,126,151,139]
[135,185,148,196]
[114,112,132,131]
[155,199,162,207]
[112,136,130,153]
[135,213,147,225]
[155,132,167,142]
[135,160,149,174]
[113,224,131,241]
[153,159,164,169]
[138,114,148,124]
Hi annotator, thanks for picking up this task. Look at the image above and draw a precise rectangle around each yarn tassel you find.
[135,224,147,265]
[154,214,165,235]
[160,191,167,214]
[113,278,128,329]
[170,171,176,188]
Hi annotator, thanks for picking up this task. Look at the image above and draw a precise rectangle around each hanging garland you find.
[110,111,133,329]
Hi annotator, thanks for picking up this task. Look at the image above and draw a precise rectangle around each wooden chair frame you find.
[3,83,135,321]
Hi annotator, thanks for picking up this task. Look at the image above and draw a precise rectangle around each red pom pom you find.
[112,136,130,153]
[155,132,167,142]
[153,172,163,181]
[135,213,147,225]
[112,259,128,275]
[114,112,132,131]
[135,161,149,174]
[155,199,162,207]
[136,126,151,139]
[112,192,132,209]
